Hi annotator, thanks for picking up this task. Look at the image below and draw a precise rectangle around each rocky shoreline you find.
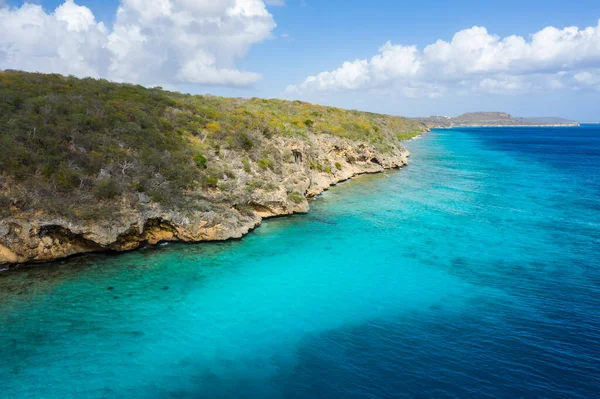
[0,134,412,268]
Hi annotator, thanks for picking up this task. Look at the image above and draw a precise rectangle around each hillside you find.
[0,71,426,265]
[518,117,577,124]
[417,112,579,128]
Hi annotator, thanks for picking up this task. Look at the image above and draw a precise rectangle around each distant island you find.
[0,71,426,266]
[416,112,579,128]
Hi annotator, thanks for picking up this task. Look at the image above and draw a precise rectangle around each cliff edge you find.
[0,71,424,266]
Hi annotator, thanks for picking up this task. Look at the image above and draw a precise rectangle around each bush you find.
[243,159,252,173]
[194,153,208,169]
[288,192,304,204]
[205,122,220,133]
[304,119,314,127]
[396,130,422,141]
[246,179,264,191]
[237,132,254,150]
[257,158,274,170]
[93,178,121,200]
[55,167,80,192]
[0,196,12,217]
[335,162,343,170]
[202,176,219,188]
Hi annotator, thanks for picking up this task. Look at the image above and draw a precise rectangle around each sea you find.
[1,125,599,399]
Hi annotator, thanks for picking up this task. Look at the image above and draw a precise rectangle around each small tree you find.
[93,178,121,200]
[194,153,207,169]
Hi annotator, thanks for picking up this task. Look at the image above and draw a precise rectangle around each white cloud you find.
[0,0,276,87]
[288,20,600,96]
[574,70,600,87]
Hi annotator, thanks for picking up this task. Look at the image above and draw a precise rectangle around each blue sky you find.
[2,0,600,120]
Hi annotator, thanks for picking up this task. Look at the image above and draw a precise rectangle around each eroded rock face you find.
[0,133,410,266]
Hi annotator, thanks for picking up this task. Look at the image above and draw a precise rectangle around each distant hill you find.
[416,112,579,128]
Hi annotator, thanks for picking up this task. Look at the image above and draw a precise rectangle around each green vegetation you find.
[396,130,423,141]
[0,70,424,219]
[242,159,252,173]
[288,192,305,204]
[202,176,219,189]
[309,160,332,174]
[93,178,121,200]
[194,153,208,169]
[246,179,277,192]
[257,158,274,170]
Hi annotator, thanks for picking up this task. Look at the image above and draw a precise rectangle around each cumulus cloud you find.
[574,70,600,88]
[288,21,600,96]
[0,0,276,86]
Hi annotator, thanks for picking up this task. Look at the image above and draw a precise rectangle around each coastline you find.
[1,164,406,271]
[1,135,414,269]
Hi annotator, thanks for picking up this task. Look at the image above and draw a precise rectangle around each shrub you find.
[396,130,422,141]
[245,179,276,192]
[217,180,235,191]
[0,196,12,217]
[310,161,326,172]
[237,132,254,150]
[243,159,252,173]
[335,162,343,170]
[304,119,314,128]
[134,182,146,192]
[55,168,80,192]
[205,122,220,133]
[246,179,264,191]
[261,126,273,139]
[93,178,121,200]
[288,192,304,204]
[202,176,219,188]
[194,153,208,169]
[257,158,274,170]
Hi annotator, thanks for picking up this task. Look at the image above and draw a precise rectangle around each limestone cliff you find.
[0,133,411,266]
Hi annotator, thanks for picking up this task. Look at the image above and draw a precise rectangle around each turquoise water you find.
[1,126,599,398]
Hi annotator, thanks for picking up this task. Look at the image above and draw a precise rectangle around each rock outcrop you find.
[0,133,410,266]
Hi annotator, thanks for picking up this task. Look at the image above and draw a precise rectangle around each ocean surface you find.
[1,125,599,399]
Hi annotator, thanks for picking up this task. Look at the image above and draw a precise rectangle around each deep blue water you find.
[1,125,599,398]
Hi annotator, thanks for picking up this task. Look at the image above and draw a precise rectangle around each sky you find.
[1,0,600,121]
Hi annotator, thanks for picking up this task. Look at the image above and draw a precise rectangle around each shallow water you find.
[1,126,599,398]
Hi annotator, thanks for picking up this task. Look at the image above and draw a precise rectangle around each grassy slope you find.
[0,71,424,219]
